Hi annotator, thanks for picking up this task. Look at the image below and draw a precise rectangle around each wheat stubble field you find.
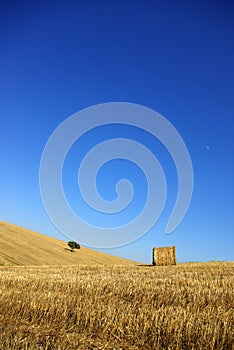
[0,262,233,350]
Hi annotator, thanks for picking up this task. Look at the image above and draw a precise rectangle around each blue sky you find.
[0,0,233,263]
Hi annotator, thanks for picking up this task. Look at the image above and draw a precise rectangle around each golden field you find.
[0,221,233,349]
[0,221,137,266]
[0,262,233,350]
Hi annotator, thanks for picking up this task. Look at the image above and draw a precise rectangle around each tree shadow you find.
[64,248,74,252]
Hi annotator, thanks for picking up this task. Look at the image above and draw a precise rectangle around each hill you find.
[0,221,138,266]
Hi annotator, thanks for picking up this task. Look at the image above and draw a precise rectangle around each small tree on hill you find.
[67,241,80,252]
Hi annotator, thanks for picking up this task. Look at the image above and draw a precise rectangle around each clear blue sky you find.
[0,0,233,263]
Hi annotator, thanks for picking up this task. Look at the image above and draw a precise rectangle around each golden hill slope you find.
[0,221,138,266]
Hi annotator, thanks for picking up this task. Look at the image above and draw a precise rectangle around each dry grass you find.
[0,262,233,349]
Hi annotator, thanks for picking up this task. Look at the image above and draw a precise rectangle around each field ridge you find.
[0,221,138,266]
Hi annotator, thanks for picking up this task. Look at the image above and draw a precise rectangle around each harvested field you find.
[0,262,233,349]
[0,221,137,266]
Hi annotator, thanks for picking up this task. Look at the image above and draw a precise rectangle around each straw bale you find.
[152,246,177,266]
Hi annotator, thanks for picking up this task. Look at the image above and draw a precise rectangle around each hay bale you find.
[152,246,177,266]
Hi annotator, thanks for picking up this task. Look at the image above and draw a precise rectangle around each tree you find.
[67,241,80,252]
